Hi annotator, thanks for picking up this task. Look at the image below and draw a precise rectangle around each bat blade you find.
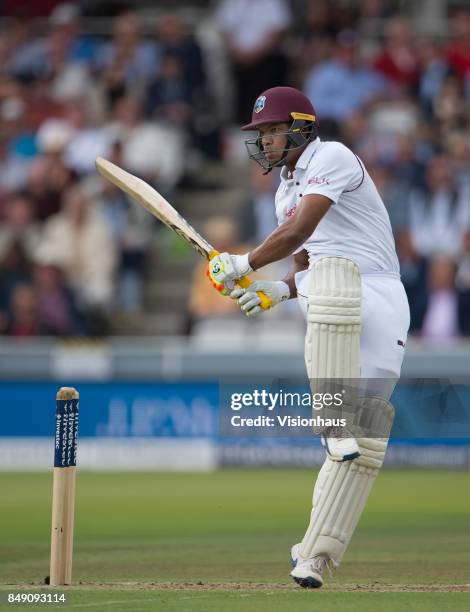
[95,157,214,260]
[95,157,272,311]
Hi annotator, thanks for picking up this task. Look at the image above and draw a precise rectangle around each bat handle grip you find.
[235,276,272,310]
[209,251,272,311]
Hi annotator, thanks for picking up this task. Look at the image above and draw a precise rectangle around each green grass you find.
[1,591,469,612]
[1,470,469,611]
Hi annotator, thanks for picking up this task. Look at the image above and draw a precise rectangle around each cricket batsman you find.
[208,86,410,588]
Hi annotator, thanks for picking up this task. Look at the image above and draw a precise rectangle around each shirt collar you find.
[279,138,321,180]
[295,137,321,171]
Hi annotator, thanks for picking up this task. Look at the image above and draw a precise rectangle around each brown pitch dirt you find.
[37,581,470,593]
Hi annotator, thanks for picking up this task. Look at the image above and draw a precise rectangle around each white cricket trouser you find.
[293,266,410,566]
[295,270,410,383]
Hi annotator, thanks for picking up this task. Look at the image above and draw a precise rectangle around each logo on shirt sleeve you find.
[286,205,297,217]
[308,175,330,186]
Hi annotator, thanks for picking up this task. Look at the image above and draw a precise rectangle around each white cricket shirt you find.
[275,138,400,276]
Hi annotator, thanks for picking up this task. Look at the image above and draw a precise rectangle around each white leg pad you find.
[300,257,391,566]
[305,257,361,380]
[299,435,388,566]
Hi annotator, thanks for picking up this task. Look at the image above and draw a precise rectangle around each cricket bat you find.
[95,157,272,309]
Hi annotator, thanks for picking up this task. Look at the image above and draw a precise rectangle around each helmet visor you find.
[244,133,291,171]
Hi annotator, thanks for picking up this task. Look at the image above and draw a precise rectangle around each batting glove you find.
[231,280,290,317]
[205,265,235,296]
[208,253,252,285]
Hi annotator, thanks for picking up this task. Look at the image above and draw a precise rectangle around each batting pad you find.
[299,398,394,566]
[305,256,361,380]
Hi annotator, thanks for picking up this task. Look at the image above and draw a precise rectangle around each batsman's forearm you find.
[248,195,331,271]
[248,225,308,271]
[282,250,310,299]
[283,275,297,299]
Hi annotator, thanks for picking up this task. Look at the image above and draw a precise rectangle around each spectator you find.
[62,100,111,175]
[373,135,423,235]
[33,260,82,335]
[100,57,128,112]
[417,39,451,117]
[367,136,425,239]
[15,4,97,103]
[156,13,206,96]
[47,3,97,67]
[456,232,470,335]
[367,157,415,236]
[446,8,470,81]
[0,242,32,329]
[44,28,94,106]
[5,283,40,336]
[304,30,387,137]
[0,193,41,261]
[409,156,470,259]
[37,185,117,330]
[26,151,76,222]
[301,0,351,40]
[4,18,45,80]
[444,131,470,185]
[292,0,336,84]
[0,97,36,191]
[96,11,159,92]
[215,0,291,124]
[421,256,458,343]
[399,156,470,332]
[106,95,184,194]
[340,109,370,150]
[155,14,218,158]
[22,73,67,132]
[389,132,425,188]
[434,74,466,131]
[96,141,152,313]
[144,52,192,127]
[373,16,420,94]
[25,157,60,222]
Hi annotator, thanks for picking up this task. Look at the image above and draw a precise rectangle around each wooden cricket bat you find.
[50,387,79,586]
[95,157,272,309]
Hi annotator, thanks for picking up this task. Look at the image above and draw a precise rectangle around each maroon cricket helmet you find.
[241,87,317,131]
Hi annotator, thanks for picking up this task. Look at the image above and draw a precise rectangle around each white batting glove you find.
[208,252,252,285]
[231,280,290,317]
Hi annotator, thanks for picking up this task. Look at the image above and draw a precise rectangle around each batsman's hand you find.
[208,252,252,285]
[231,280,290,317]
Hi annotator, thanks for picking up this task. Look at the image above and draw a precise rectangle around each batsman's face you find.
[259,123,290,164]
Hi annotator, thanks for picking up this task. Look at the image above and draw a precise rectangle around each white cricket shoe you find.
[321,436,360,461]
[290,544,328,588]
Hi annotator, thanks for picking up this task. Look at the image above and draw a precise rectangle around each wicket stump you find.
[49,387,79,586]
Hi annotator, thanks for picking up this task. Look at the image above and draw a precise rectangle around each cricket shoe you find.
[321,435,360,462]
[290,544,329,588]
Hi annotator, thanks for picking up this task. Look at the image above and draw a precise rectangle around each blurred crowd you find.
[1,0,470,341]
